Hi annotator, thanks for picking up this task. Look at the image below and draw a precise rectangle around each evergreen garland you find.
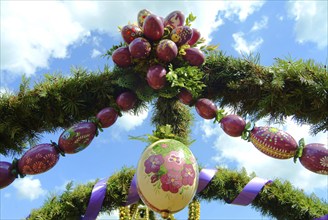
[0,53,326,155]
[27,167,328,220]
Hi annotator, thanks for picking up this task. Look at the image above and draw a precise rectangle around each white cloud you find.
[116,108,149,131]
[201,117,328,191]
[97,210,119,220]
[232,32,263,54]
[1,1,264,76]
[250,16,268,32]
[13,176,46,200]
[91,49,102,58]
[287,1,327,49]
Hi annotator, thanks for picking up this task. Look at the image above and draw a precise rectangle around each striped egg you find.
[250,126,298,159]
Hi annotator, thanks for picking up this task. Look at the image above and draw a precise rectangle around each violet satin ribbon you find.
[82,178,108,220]
[197,168,218,193]
[125,174,139,205]
[229,177,272,206]
[314,214,328,220]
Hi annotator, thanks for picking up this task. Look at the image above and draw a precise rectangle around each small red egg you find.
[299,143,328,175]
[183,48,205,66]
[0,162,15,189]
[195,98,217,119]
[147,65,167,90]
[171,26,192,46]
[156,39,178,63]
[220,115,246,137]
[129,37,151,59]
[112,47,132,67]
[143,14,164,41]
[58,122,97,154]
[164,11,185,28]
[250,126,298,159]
[116,91,137,111]
[121,24,143,44]
[18,143,60,175]
[177,89,193,105]
[96,107,119,128]
[188,28,201,46]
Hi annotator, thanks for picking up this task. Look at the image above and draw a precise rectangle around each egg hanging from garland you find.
[250,126,298,159]
[136,139,199,219]
[299,143,328,175]
[0,162,16,189]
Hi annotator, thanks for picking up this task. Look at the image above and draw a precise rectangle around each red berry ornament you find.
[116,91,137,111]
[195,98,217,119]
[220,115,246,137]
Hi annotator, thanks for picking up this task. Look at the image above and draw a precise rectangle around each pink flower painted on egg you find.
[160,169,182,193]
[164,151,184,171]
[144,155,164,174]
[181,164,196,186]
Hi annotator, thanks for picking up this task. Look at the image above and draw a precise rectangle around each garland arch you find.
[0,9,327,220]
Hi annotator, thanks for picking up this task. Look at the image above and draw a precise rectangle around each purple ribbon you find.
[125,174,139,205]
[197,168,218,193]
[82,178,108,220]
[314,214,328,220]
[229,177,272,206]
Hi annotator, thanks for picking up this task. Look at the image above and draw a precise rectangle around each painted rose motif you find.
[160,169,183,193]
[144,155,164,174]
[181,164,196,186]
[164,151,184,171]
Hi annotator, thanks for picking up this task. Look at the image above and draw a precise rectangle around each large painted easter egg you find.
[58,122,97,154]
[18,143,60,175]
[170,26,192,46]
[136,139,199,218]
[250,126,298,159]
[164,11,185,28]
[143,14,164,41]
[0,162,15,189]
[299,143,328,175]
[156,39,178,63]
[138,9,152,27]
[121,25,143,44]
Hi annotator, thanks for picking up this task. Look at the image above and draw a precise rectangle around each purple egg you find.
[137,9,152,27]
[147,65,167,89]
[188,28,201,46]
[0,162,15,189]
[18,143,60,175]
[96,107,118,128]
[116,91,137,111]
[220,115,246,137]
[121,24,143,44]
[177,89,193,105]
[58,122,97,154]
[143,14,164,41]
[164,11,185,28]
[129,37,151,59]
[183,48,205,66]
[156,39,178,62]
[300,143,328,175]
[195,98,217,119]
[112,47,132,67]
[171,26,192,46]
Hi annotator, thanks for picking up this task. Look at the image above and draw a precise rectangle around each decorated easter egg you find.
[250,126,298,159]
[96,107,118,128]
[156,39,178,63]
[299,143,328,175]
[58,122,97,154]
[170,26,192,46]
[121,25,143,44]
[137,139,199,218]
[138,9,152,27]
[18,143,59,175]
[164,11,185,28]
[0,162,15,189]
[177,89,193,105]
[183,48,205,66]
[129,37,151,59]
[112,47,132,67]
[188,28,201,46]
[220,115,246,137]
[143,14,164,41]
[147,65,167,90]
[116,91,137,111]
[195,98,217,119]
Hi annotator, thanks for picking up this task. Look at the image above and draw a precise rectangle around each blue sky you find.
[1,1,327,219]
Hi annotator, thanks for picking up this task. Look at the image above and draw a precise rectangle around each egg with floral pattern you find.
[137,9,152,27]
[121,25,143,44]
[136,139,199,218]
[164,11,185,28]
[170,26,192,46]
[299,143,328,175]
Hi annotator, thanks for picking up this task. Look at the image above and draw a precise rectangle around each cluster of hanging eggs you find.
[112,9,205,90]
